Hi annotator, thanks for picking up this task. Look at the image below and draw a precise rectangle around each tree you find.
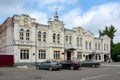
[99,25,117,46]
[111,43,120,62]
[99,25,117,61]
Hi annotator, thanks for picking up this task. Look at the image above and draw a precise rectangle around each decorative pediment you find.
[14,14,33,28]
[101,35,110,41]
[73,26,84,36]
[65,29,75,35]
[85,31,94,40]
[51,20,64,32]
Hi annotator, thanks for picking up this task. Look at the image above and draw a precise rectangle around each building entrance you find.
[67,52,71,60]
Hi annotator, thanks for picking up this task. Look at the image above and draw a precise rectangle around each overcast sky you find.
[0,0,120,43]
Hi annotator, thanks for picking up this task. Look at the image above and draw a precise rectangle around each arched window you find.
[26,30,30,40]
[57,34,60,43]
[89,42,91,50]
[98,43,100,50]
[69,36,72,44]
[86,42,88,50]
[66,35,68,43]
[104,44,106,51]
[43,32,46,42]
[107,44,109,51]
[80,37,82,46]
[53,33,56,43]
[77,37,79,46]
[38,31,41,41]
[95,43,97,50]
[20,29,24,40]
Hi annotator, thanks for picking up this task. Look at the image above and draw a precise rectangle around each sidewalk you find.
[101,62,120,67]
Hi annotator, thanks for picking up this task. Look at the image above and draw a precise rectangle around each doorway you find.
[104,55,108,62]
[67,52,71,60]
[89,55,92,60]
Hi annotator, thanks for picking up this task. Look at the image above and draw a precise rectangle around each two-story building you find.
[0,11,111,64]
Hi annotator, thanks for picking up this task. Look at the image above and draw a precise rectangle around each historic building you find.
[0,11,111,64]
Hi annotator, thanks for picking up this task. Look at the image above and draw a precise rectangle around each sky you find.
[0,0,120,43]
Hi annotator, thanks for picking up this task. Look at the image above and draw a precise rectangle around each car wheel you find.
[49,67,53,71]
[70,66,74,70]
[92,64,96,67]
[36,66,39,69]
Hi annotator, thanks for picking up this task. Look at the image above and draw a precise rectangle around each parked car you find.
[36,60,62,71]
[60,60,81,70]
[81,60,100,67]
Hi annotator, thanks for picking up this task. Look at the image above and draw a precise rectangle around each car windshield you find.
[71,60,78,63]
[83,60,95,62]
[64,60,78,63]
[48,60,58,63]
[52,60,58,63]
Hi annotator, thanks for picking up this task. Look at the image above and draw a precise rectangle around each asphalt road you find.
[0,63,120,80]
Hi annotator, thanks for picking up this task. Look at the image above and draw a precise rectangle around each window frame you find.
[53,33,56,43]
[38,50,46,59]
[57,34,60,43]
[54,51,60,59]
[20,29,24,40]
[26,30,30,40]
[20,50,29,59]
[43,32,46,42]
[69,36,72,44]
[38,31,41,41]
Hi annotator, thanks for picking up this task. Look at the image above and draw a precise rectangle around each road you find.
[0,63,120,80]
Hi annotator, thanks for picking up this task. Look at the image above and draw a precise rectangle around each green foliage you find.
[111,43,120,62]
[99,25,118,61]
[99,25,117,45]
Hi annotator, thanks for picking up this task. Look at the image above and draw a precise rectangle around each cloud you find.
[62,2,120,43]
[0,0,24,15]
[62,7,82,28]
[28,11,48,24]
[38,0,78,7]
[0,0,119,43]
[48,5,65,12]
[0,0,48,24]
[0,0,22,6]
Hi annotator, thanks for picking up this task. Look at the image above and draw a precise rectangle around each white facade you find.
[0,13,111,63]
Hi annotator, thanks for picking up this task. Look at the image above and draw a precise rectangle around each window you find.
[38,31,41,41]
[77,37,79,46]
[43,32,46,42]
[54,51,60,59]
[95,43,97,50]
[20,50,29,59]
[77,52,82,59]
[80,38,82,46]
[38,50,46,59]
[107,44,109,51]
[99,55,101,60]
[69,36,72,44]
[20,29,24,40]
[95,55,97,60]
[57,34,60,43]
[98,43,100,50]
[26,30,30,40]
[89,42,91,50]
[66,35,68,43]
[104,44,106,51]
[53,33,56,43]
[86,42,88,50]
